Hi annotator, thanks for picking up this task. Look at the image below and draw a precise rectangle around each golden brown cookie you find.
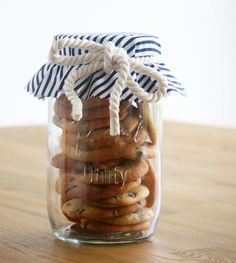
[54,98,130,121]
[88,185,149,207]
[55,95,109,110]
[59,108,147,162]
[82,220,151,233]
[52,153,87,172]
[61,123,147,151]
[51,153,121,171]
[53,111,128,133]
[82,97,110,110]
[59,158,148,185]
[97,207,154,225]
[62,198,146,222]
[62,178,142,202]
[62,141,144,162]
[143,160,157,208]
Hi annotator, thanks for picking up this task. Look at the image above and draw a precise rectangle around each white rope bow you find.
[49,38,167,136]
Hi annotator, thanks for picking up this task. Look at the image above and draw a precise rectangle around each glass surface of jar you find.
[25,32,184,245]
[47,97,162,244]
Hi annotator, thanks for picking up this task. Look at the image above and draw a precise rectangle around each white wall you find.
[0,0,235,127]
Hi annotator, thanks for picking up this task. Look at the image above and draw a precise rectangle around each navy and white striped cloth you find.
[26,32,185,101]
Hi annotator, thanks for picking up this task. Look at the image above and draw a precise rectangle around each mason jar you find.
[25,32,184,245]
[47,95,162,244]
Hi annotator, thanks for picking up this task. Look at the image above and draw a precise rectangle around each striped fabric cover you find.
[26,32,185,101]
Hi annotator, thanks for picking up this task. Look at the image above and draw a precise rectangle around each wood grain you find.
[0,122,235,263]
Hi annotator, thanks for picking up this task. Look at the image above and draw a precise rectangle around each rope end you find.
[71,101,83,122]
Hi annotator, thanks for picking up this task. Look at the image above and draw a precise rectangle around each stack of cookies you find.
[51,95,157,233]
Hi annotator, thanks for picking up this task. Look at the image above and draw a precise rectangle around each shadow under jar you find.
[47,95,162,244]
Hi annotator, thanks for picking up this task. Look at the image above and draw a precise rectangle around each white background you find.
[0,0,235,127]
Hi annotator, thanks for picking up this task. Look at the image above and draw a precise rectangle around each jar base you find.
[52,225,154,245]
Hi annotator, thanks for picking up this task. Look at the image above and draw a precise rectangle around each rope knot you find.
[49,38,167,136]
[103,42,129,74]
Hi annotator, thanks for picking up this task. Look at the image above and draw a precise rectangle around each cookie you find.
[53,110,127,133]
[62,140,144,163]
[82,220,151,233]
[61,107,142,146]
[54,98,130,121]
[59,158,148,185]
[59,107,147,162]
[88,185,149,207]
[143,160,157,208]
[82,97,110,110]
[52,153,87,172]
[51,153,121,171]
[97,207,154,225]
[55,95,109,110]
[61,123,147,151]
[62,198,146,221]
[62,178,142,201]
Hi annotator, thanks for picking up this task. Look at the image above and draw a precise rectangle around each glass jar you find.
[47,95,162,244]
[25,32,184,245]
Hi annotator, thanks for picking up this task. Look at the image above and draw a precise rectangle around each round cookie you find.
[97,207,154,225]
[62,198,146,221]
[88,185,149,207]
[55,95,109,110]
[61,123,147,151]
[61,110,141,143]
[51,153,122,171]
[60,107,146,162]
[59,158,148,185]
[82,220,151,233]
[54,99,130,121]
[55,94,132,111]
[82,97,110,110]
[62,178,142,201]
[51,153,87,172]
[53,110,128,133]
[62,140,143,162]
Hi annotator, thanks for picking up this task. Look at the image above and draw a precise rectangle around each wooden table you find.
[0,122,236,263]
